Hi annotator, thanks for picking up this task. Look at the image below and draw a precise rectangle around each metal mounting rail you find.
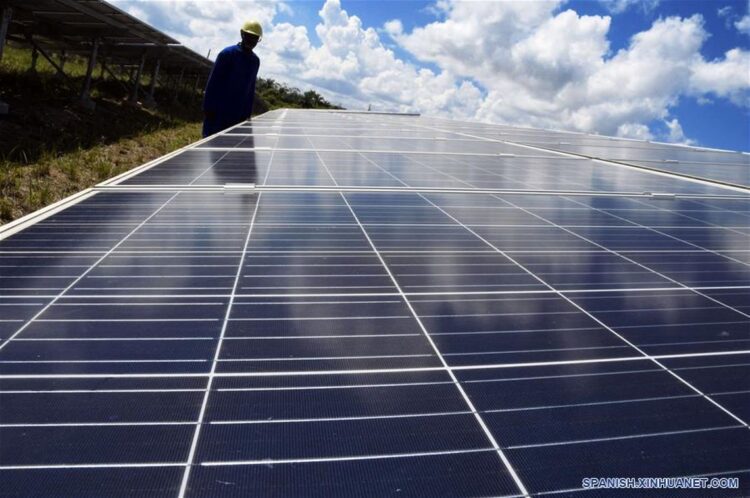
[527,145,750,191]
[89,184,750,200]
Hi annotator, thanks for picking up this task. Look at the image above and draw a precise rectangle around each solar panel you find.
[1,109,749,497]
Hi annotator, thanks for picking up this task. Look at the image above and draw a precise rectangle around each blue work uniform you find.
[202,44,260,137]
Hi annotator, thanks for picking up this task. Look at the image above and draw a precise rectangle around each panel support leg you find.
[191,75,200,102]
[27,46,39,74]
[0,7,13,114]
[79,37,99,110]
[172,67,185,104]
[144,58,160,107]
[27,35,67,79]
[57,50,67,77]
[129,53,145,104]
[0,6,11,63]
[103,62,130,94]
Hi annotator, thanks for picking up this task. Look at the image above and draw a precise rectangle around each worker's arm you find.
[203,50,232,116]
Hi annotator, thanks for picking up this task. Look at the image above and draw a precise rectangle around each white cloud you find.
[663,118,695,145]
[736,15,750,34]
[110,0,750,146]
[602,0,660,14]
[717,6,733,19]
[717,2,750,35]
[383,19,403,38]
[109,0,284,59]
[397,1,560,83]
[509,10,610,96]
[276,0,484,117]
[397,3,750,141]
[164,0,472,117]
[690,48,750,105]
[617,122,653,140]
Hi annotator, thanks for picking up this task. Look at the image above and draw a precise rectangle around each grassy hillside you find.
[256,78,342,112]
[0,43,342,223]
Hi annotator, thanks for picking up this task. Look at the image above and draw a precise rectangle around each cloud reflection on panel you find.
[567,289,750,357]
[411,294,632,366]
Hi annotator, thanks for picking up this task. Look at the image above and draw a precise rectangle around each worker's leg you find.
[202,118,221,138]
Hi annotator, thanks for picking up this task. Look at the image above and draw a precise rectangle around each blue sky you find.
[112,0,749,151]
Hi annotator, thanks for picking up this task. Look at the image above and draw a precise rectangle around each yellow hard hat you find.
[241,20,263,39]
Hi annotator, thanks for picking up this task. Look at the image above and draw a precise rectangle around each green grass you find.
[0,123,201,222]
[0,42,343,224]
[0,42,204,223]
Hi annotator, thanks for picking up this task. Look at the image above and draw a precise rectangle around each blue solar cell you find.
[186,451,518,497]
[509,251,679,290]
[196,413,492,461]
[205,383,467,421]
[0,425,193,465]
[483,395,733,447]
[660,353,750,394]
[1,391,204,424]
[0,468,183,498]
[1,109,749,497]
[507,428,750,495]
[456,365,694,410]
[566,290,750,356]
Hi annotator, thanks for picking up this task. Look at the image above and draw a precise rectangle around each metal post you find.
[79,37,99,108]
[103,62,130,94]
[176,67,185,88]
[192,75,199,96]
[147,58,160,100]
[129,53,145,102]
[0,6,11,63]
[82,40,100,96]
[59,50,67,75]
[28,46,38,73]
[26,37,68,80]
[172,67,185,103]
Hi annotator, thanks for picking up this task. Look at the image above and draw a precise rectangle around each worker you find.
[202,21,262,137]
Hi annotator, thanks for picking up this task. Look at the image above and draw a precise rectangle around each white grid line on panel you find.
[306,135,532,497]
[177,120,281,497]
[0,349,749,380]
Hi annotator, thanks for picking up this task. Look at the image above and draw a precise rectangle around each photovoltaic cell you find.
[1,109,749,497]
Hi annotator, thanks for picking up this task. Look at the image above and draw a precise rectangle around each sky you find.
[109,0,750,151]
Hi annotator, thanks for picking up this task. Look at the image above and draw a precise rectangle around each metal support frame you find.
[129,52,145,102]
[28,45,38,73]
[90,184,748,201]
[59,49,67,75]
[172,67,185,103]
[26,35,68,80]
[0,6,10,115]
[146,57,160,102]
[79,37,100,106]
[103,61,130,94]
[191,74,200,101]
[0,6,11,62]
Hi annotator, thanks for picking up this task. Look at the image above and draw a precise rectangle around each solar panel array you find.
[1,109,749,497]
